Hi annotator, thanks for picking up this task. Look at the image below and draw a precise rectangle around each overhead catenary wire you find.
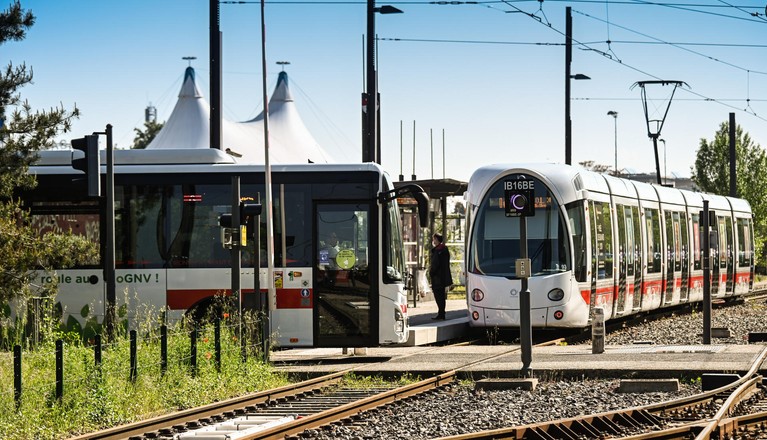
[485,0,767,121]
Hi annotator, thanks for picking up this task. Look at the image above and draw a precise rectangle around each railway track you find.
[68,287,767,440]
[434,346,767,440]
[69,336,569,440]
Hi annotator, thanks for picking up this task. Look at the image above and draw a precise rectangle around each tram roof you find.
[466,163,752,215]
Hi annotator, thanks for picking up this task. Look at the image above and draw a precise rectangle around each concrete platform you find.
[404,298,469,346]
[270,343,767,380]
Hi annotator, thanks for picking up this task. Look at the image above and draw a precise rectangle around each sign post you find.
[701,201,715,345]
[504,178,535,377]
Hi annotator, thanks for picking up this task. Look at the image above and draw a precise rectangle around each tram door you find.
[663,211,682,305]
[314,203,374,347]
[615,205,634,315]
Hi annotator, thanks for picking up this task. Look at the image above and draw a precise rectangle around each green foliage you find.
[0,316,288,440]
[691,121,767,265]
[0,1,97,306]
[131,120,164,149]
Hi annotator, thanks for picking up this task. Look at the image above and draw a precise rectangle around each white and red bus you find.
[23,148,428,347]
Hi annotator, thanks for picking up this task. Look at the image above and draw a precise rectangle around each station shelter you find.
[394,178,467,307]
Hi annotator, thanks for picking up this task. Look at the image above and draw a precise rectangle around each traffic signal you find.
[71,135,100,197]
[218,202,262,249]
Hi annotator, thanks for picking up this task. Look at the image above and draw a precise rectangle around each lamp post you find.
[607,111,618,174]
[365,1,403,164]
[564,72,590,165]
[564,6,590,165]
[660,138,666,185]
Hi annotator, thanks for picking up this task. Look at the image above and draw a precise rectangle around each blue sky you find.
[6,0,767,182]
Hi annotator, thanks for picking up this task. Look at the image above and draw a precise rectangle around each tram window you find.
[737,218,752,267]
[692,214,701,270]
[632,206,642,276]
[718,218,728,269]
[673,212,682,272]
[645,208,662,273]
[593,201,613,280]
[623,206,635,277]
[680,212,688,270]
[566,202,587,282]
[726,217,734,268]
[471,177,570,277]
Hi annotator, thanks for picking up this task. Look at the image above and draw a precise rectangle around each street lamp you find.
[564,6,590,165]
[365,1,403,164]
[607,111,618,174]
[660,138,666,185]
[564,72,590,165]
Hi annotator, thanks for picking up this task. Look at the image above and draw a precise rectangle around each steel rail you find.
[67,371,349,440]
[717,408,767,438]
[68,335,545,440]
[237,337,570,439]
[435,347,767,440]
[238,370,458,439]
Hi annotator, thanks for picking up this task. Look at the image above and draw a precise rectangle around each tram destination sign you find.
[504,179,535,217]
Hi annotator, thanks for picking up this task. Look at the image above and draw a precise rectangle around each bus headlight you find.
[471,289,484,302]
[394,308,405,333]
[547,288,565,301]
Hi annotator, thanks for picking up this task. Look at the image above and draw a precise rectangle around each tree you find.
[131,120,164,149]
[0,1,96,305]
[578,160,615,175]
[691,121,767,267]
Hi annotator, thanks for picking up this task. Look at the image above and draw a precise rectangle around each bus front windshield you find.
[469,175,570,278]
[383,194,406,283]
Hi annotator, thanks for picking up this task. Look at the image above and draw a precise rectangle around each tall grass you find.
[0,304,289,440]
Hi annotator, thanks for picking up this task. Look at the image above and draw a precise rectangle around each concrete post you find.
[592,307,605,354]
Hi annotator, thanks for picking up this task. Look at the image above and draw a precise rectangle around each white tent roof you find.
[146,66,334,164]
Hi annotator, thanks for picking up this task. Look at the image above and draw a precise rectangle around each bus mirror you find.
[414,191,429,228]
[378,183,430,228]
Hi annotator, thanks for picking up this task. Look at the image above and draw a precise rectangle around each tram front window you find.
[469,176,570,278]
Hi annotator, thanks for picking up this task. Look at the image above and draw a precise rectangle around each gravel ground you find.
[604,299,767,345]
[299,379,699,440]
[295,299,767,440]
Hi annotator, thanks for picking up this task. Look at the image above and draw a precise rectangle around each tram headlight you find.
[471,288,485,302]
[547,288,565,302]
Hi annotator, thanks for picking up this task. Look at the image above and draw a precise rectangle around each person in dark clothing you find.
[429,233,453,320]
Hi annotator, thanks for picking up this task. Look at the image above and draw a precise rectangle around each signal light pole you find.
[364,1,402,164]
[72,125,116,339]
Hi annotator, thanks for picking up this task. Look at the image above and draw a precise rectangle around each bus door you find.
[314,203,374,347]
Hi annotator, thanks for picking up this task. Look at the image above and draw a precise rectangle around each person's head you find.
[329,232,338,246]
[432,233,443,247]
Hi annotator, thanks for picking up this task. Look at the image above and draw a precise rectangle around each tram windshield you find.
[469,175,570,278]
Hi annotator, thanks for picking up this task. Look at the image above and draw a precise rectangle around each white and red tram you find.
[464,163,754,329]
